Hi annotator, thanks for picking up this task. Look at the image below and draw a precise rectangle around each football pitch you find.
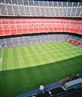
[0,42,82,97]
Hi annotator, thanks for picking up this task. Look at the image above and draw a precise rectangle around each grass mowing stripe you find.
[0,49,8,96]
[23,47,33,66]
[0,49,4,75]
[6,48,15,94]
[2,49,8,71]
[21,47,42,89]
[13,48,19,69]
[13,48,28,97]
[7,48,14,70]
[20,47,33,84]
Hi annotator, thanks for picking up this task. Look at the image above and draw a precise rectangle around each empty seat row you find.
[1,18,81,24]
[0,1,82,7]
[0,4,82,17]
[0,34,69,49]
[0,18,82,36]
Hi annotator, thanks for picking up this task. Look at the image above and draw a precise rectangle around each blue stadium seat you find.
[0,1,82,17]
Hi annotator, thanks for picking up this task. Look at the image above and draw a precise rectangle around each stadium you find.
[0,0,82,97]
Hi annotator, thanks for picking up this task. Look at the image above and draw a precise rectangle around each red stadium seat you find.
[0,18,82,36]
[10,25,17,35]
[73,40,78,44]
[76,42,82,46]
[67,39,74,43]
[67,39,82,48]
[3,25,11,35]
[0,26,3,35]
[79,43,82,47]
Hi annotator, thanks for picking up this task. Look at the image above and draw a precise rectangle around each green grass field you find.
[0,42,82,97]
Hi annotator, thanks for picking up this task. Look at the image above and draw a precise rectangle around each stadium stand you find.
[0,18,82,36]
[0,33,68,49]
[0,33,82,50]
[0,1,82,17]
[67,39,82,47]
[0,0,82,97]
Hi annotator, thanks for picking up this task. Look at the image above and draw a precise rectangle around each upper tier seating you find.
[0,1,82,17]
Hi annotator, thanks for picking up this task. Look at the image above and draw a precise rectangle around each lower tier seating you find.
[0,33,82,50]
[0,33,69,49]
